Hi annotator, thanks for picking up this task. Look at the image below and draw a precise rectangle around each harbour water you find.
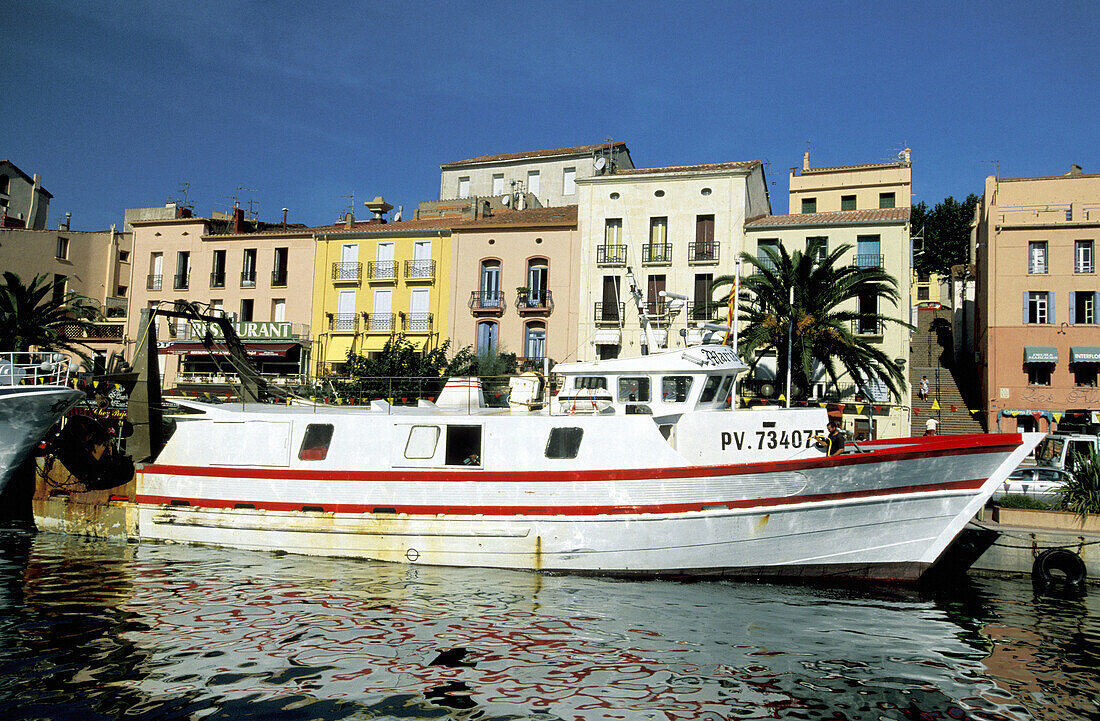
[0,525,1096,721]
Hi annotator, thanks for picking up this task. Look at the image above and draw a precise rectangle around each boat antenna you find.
[625,266,659,355]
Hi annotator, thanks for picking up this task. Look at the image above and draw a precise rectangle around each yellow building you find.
[311,206,454,375]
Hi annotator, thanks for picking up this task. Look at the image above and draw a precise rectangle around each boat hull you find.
[34,433,1039,582]
[0,386,83,492]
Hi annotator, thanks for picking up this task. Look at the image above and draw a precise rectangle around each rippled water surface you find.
[0,527,1097,721]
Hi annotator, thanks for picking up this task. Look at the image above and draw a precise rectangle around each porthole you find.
[701,188,712,196]
[535,237,543,244]
[654,190,665,198]
[488,238,495,245]
[609,192,620,200]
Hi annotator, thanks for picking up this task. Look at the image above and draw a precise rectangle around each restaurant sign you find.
[189,321,294,340]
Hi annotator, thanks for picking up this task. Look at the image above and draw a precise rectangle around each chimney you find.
[282,207,288,229]
[364,196,393,224]
[64,212,71,230]
[803,151,811,172]
[1068,164,1083,176]
[902,148,911,164]
[344,212,354,229]
[233,206,245,234]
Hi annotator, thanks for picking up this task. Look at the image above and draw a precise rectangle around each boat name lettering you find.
[684,346,740,367]
[721,428,823,451]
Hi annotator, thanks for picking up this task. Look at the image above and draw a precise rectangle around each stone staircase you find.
[910,307,985,435]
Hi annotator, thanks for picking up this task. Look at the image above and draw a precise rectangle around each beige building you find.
[0,160,52,229]
[973,167,1100,432]
[789,150,911,214]
[448,206,580,368]
[438,142,634,210]
[127,209,315,390]
[574,161,770,361]
[745,208,912,438]
[0,223,131,369]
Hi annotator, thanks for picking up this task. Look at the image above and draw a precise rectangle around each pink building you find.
[974,167,1100,431]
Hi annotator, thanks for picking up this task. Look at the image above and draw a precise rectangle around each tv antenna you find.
[979,160,1000,178]
[169,181,194,210]
[335,192,355,221]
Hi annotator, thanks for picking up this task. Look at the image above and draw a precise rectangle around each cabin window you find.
[404,425,440,459]
[575,376,608,390]
[445,425,482,466]
[699,375,723,403]
[298,424,334,460]
[618,377,651,403]
[719,375,735,403]
[545,427,583,459]
[661,376,693,402]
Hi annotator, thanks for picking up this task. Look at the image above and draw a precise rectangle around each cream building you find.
[448,206,580,367]
[745,208,912,438]
[789,150,911,214]
[574,161,770,361]
[439,142,634,210]
[127,209,315,390]
[973,167,1100,432]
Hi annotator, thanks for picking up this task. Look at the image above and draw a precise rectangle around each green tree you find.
[713,239,910,403]
[912,194,980,276]
[340,334,452,401]
[0,272,102,361]
[1058,447,1100,520]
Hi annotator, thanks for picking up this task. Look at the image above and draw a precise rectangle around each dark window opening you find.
[618,377,651,403]
[445,425,482,466]
[1027,363,1052,386]
[575,376,607,390]
[545,427,583,459]
[299,424,334,460]
[700,375,723,403]
[1074,363,1098,387]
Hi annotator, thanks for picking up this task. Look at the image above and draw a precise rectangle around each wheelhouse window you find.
[298,424,334,460]
[617,377,650,403]
[661,376,693,403]
[575,376,607,390]
[545,427,583,459]
[699,375,723,403]
[404,426,440,459]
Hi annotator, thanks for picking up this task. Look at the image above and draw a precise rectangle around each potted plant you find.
[515,286,533,307]
[1058,447,1100,521]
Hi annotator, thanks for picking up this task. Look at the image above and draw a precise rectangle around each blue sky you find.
[3,0,1098,231]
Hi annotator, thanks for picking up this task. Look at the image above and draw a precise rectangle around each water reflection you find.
[0,529,1094,720]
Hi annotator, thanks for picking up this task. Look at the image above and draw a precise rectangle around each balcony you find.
[641,243,672,265]
[402,312,433,333]
[594,302,625,324]
[60,322,125,341]
[686,301,719,321]
[1075,261,1094,274]
[332,262,362,283]
[104,296,128,318]
[404,259,435,281]
[328,313,357,332]
[596,244,627,265]
[851,318,884,336]
[364,313,396,333]
[271,269,288,287]
[515,289,553,314]
[367,261,398,282]
[752,263,777,276]
[147,274,162,291]
[643,301,668,322]
[173,272,190,290]
[240,270,257,288]
[688,241,720,264]
[469,290,505,315]
[853,254,884,269]
[210,272,226,289]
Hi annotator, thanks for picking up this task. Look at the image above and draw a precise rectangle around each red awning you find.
[164,342,299,358]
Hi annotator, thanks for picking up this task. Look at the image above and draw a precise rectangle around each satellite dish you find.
[594,157,607,172]
[501,194,511,206]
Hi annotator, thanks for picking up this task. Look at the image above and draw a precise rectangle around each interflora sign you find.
[189,321,294,340]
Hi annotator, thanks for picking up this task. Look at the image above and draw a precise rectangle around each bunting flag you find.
[932,399,940,410]
[970,409,979,415]
[1054,412,1063,423]
[914,408,920,415]
[742,396,750,406]
[819,402,827,408]
[1011,411,1019,417]
[855,404,864,415]
[873,405,881,413]
[778,394,786,402]
[950,405,957,412]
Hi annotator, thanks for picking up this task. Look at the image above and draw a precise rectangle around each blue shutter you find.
[1069,292,1077,324]
[1048,291,1055,325]
[1095,292,1100,324]
[1023,291,1029,324]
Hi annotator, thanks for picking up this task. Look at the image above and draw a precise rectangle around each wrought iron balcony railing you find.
[210,272,226,289]
[271,269,288,287]
[596,244,627,265]
[332,262,362,282]
[515,289,553,312]
[469,290,505,312]
[686,301,719,321]
[688,241,720,263]
[641,243,672,264]
[851,318,884,335]
[853,254,884,269]
[365,313,396,332]
[328,313,357,332]
[404,259,435,281]
[402,312,433,332]
[594,302,625,323]
[173,272,190,290]
[240,270,257,288]
[147,274,162,291]
[367,260,398,281]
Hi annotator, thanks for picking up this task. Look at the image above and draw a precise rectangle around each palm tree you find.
[0,272,103,361]
[712,239,910,403]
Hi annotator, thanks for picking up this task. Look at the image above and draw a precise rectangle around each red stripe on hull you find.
[134,476,987,517]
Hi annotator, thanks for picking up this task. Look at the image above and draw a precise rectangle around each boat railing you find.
[0,352,74,387]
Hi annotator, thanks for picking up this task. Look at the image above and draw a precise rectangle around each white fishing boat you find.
[32,303,1040,581]
[0,352,83,492]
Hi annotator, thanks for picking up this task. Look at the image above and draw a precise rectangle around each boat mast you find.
[625,266,659,355]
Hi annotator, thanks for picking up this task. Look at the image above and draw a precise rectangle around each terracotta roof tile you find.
[442,142,627,167]
[310,217,458,234]
[454,205,577,229]
[745,208,910,228]
[611,160,760,176]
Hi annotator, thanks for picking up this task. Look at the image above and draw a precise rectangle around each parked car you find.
[992,466,1073,503]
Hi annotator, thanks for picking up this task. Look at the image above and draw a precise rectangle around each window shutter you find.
[1069,292,1076,323]
[1095,292,1100,323]
[1048,291,1055,324]
[1023,291,1028,324]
